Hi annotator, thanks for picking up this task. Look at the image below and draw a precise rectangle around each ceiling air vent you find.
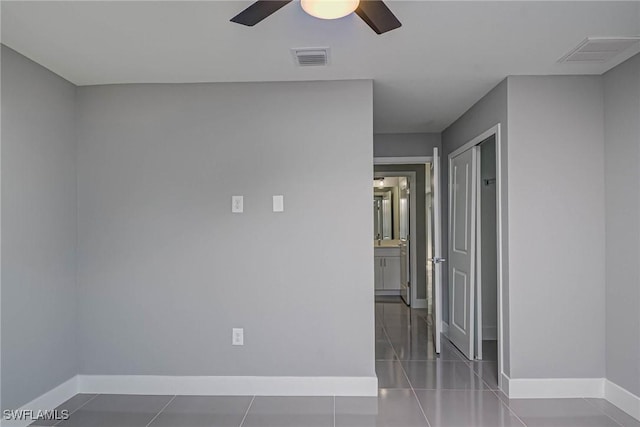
[291,48,329,67]
[558,37,640,63]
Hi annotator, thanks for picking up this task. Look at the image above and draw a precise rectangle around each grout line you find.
[379,303,519,426]
[383,317,432,427]
[469,363,498,392]
[404,359,433,427]
[53,393,100,426]
[377,387,415,390]
[333,395,336,427]
[489,389,528,427]
[398,359,475,364]
[238,395,255,427]
[72,393,99,414]
[408,387,495,392]
[380,387,503,392]
[145,395,175,427]
[581,397,625,427]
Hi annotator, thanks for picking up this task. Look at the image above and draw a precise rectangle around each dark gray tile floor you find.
[31,300,639,427]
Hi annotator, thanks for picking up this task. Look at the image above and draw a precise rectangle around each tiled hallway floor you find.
[31,300,640,427]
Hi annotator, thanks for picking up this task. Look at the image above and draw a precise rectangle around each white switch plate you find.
[273,195,284,212]
[232,328,244,346]
[232,196,243,213]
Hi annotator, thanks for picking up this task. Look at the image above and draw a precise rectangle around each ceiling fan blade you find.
[355,0,401,34]
[231,0,293,26]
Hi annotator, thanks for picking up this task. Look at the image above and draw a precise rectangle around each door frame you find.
[475,148,483,360]
[374,157,432,308]
[374,170,418,308]
[431,148,443,354]
[447,124,505,391]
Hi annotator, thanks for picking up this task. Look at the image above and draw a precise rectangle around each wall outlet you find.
[232,196,243,213]
[273,195,284,212]
[232,328,244,346]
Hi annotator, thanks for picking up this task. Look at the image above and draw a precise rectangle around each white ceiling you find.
[2,1,639,133]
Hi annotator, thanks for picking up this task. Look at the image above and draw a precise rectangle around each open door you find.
[448,146,478,360]
[400,177,410,306]
[430,148,444,354]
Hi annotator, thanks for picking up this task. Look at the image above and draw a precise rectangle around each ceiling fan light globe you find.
[300,0,360,20]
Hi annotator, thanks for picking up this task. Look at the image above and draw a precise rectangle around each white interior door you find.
[430,148,443,354]
[448,147,477,360]
[401,178,410,305]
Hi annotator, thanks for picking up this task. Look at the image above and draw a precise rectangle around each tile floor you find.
[30,299,640,427]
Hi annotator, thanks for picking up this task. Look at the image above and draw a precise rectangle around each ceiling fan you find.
[230,0,402,35]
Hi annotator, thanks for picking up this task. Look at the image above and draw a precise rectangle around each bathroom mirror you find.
[373,190,392,239]
[373,176,408,240]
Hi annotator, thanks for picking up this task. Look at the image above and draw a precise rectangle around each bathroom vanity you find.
[374,244,401,293]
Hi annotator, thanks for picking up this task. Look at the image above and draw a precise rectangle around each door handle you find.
[430,257,446,264]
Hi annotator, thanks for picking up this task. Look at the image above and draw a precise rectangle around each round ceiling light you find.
[300,0,360,20]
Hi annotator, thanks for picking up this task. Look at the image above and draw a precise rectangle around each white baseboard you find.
[505,377,604,399]
[502,376,639,421]
[482,326,497,340]
[500,373,510,396]
[411,299,428,309]
[6,374,637,423]
[78,375,378,397]
[605,379,640,421]
[1,374,376,426]
[1,376,78,427]
[375,290,401,295]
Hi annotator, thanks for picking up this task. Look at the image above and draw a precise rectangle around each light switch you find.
[232,328,244,346]
[232,196,243,213]
[273,195,284,212]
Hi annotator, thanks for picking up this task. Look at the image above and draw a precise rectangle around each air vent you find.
[291,48,329,67]
[558,37,640,63]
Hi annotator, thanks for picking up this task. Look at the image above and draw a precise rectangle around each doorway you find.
[373,151,444,356]
[372,173,416,306]
[444,124,505,391]
[476,136,498,362]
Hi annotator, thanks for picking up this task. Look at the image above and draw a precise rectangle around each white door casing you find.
[475,148,483,360]
[448,147,477,360]
[373,168,419,306]
[430,148,443,354]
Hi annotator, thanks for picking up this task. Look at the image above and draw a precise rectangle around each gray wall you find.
[443,76,607,381]
[374,133,440,157]
[507,76,605,379]
[441,79,510,373]
[603,54,640,395]
[76,81,375,377]
[1,46,78,410]
[374,164,427,300]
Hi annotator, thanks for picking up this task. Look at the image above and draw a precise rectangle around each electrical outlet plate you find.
[232,328,244,346]
[232,196,243,213]
[273,195,284,212]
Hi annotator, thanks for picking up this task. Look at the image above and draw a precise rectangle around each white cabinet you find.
[382,256,401,290]
[374,257,385,290]
[374,247,401,291]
